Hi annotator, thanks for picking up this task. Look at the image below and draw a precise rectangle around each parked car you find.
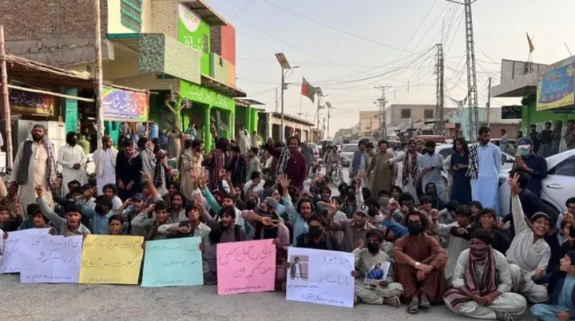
[491,138,518,156]
[340,144,358,167]
[498,149,575,217]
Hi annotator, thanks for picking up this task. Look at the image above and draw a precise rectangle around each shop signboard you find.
[537,61,575,111]
[102,87,148,122]
[9,89,54,116]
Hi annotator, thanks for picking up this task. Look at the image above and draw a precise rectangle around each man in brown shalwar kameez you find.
[392,210,448,314]
[367,140,397,195]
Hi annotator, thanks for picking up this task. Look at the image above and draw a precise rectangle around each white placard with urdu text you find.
[286,247,354,308]
[0,228,51,274]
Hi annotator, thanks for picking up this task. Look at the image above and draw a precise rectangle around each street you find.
[0,274,474,321]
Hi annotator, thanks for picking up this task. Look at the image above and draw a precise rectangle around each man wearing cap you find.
[506,174,550,304]
[328,202,377,253]
[513,136,547,198]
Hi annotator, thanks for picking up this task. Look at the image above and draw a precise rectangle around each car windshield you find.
[342,145,358,152]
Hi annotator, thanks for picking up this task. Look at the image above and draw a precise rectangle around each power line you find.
[237,20,362,73]
[230,0,255,19]
[260,0,416,53]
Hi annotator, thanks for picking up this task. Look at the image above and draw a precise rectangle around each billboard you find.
[537,59,575,111]
[102,87,148,122]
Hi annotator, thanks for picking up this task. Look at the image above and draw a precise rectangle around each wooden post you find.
[0,25,13,171]
[94,0,105,150]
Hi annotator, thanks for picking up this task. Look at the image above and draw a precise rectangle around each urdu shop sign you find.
[536,60,575,111]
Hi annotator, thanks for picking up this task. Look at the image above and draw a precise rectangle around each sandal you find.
[383,296,401,307]
[407,299,419,314]
[419,294,431,309]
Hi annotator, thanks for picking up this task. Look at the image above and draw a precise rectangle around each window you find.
[424,109,434,119]
[401,109,411,119]
[548,156,575,176]
[121,0,142,32]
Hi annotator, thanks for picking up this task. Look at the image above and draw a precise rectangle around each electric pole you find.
[326,102,333,139]
[375,85,391,139]
[435,43,445,135]
[94,0,105,150]
[486,77,492,127]
[275,88,279,113]
[448,0,479,139]
[315,88,324,129]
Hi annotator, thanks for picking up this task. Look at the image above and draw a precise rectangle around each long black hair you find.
[452,137,469,155]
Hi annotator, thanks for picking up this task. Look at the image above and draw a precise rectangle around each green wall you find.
[522,93,574,132]
[178,7,211,75]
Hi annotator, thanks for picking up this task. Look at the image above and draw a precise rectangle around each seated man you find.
[506,174,550,304]
[531,251,575,321]
[392,210,448,314]
[444,228,527,321]
[353,229,403,307]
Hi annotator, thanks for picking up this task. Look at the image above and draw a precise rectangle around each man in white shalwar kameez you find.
[506,175,550,304]
[57,132,88,196]
[12,124,57,219]
[470,127,501,211]
[93,135,118,195]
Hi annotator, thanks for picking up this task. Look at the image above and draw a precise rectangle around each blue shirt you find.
[82,207,114,235]
[283,194,309,246]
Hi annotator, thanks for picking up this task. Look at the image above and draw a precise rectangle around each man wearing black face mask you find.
[393,210,448,314]
[296,214,342,251]
[353,229,404,306]
[58,131,87,197]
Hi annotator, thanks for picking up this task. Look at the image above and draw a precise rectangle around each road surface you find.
[0,273,495,321]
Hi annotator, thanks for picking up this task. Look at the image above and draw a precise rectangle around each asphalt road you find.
[0,273,479,321]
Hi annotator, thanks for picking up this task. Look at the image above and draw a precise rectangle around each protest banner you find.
[0,228,51,274]
[79,235,144,285]
[286,248,354,308]
[216,239,276,295]
[142,237,203,287]
[20,235,82,283]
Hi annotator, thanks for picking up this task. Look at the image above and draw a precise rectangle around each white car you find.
[498,149,575,217]
[340,144,358,167]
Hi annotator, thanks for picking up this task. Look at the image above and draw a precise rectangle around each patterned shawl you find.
[43,138,57,188]
[443,245,497,309]
[402,151,418,187]
[276,147,291,176]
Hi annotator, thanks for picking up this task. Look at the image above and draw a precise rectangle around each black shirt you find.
[296,233,342,251]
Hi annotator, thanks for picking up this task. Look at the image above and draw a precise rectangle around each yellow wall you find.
[107,0,151,34]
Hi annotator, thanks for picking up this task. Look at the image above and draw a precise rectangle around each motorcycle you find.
[328,162,344,187]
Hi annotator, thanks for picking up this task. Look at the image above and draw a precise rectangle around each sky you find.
[206,0,575,136]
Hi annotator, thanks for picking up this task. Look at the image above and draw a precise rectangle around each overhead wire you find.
[260,0,417,53]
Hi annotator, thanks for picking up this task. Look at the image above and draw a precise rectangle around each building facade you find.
[358,111,380,135]
[0,0,254,151]
[385,104,457,131]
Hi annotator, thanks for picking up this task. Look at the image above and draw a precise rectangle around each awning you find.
[201,74,246,98]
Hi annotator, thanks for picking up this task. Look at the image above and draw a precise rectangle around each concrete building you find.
[385,104,457,131]
[358,111,381,135]
[0,0,252,151]
[446,107,520,140]
[258,112,315,143]
[491,58,575,134]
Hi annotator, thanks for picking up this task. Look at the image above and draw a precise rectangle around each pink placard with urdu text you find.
[216,239,276,295]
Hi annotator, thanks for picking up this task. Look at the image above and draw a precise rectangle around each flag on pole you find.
[301,77,316,102]
[526,32,535,53]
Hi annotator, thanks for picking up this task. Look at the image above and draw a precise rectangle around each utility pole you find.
[448,0,479,139]
[435,43,445,135]
[375,85,391,139]
[0,26,13,170]
[94,0,105,150]
[315,88,324,129]
[275,88,279,113]
[326,102,333,139]
[486,77,492,127]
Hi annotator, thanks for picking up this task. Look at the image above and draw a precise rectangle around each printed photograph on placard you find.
[364,262,390,286]
[289,255,309,281]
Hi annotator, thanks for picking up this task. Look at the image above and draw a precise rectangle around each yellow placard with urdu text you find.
[79,235,144,285]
